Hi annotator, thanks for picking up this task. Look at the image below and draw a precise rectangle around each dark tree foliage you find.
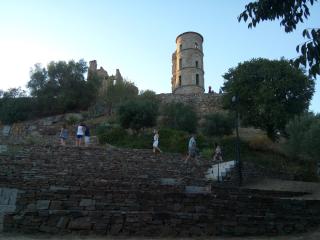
[202,112,234,137]
[118,96,158,131]
[27,59,99,116]
[222,58,315,140]
[285,112,319,158]
[160,102,197,133]
[0,88,35,124]
[238,0,320,77]
[105,79,139,114]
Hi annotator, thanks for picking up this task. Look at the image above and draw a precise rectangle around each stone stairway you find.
[1,144,320,236]
[205,160,236,182]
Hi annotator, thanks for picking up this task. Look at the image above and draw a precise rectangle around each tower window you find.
[179,44,182,51]
[196,61,199,68]
[179,58,182,69]
[179,76,182,86]
[195,42,198,48]
[196,74,199,85]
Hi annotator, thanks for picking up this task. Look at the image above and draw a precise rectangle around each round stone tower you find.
[171,32,204,94]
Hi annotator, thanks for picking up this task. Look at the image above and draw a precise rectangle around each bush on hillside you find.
[118,98,158,131]
[0,97,36,124]
[301,120,320,160]
[160,102,197,133]
[285,113,320,159]
[96,124,126,145]
[201,112,234,137]
[248,135,273,152]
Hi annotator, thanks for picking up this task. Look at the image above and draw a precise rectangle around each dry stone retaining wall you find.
[157,93,225,121]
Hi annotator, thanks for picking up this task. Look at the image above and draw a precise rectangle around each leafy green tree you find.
[27,64,48,97]
[302,118,320,159]
[222,58,315,140]
[118,97,158,131]
[160,102,197,133]
[285,113,317,157]
[286,112,320,160]
[202,112,234,137]
[0,88,35,124]
[238,0,320,77]
[105,79,138,114]
[27,59,97,115]
[2,87,26,98]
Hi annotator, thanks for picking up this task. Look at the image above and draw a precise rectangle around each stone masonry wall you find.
[1,145,320,236]
[157,93,225,121]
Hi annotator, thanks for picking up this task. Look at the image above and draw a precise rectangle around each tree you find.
[222,58,315,140]
[27,59,96,115]
[0,88,34,124]
[238,0,320,77]
[202,112,234,137]
[285,112,319,158]
[285,112,316,157]
[105,79,138,114]
[118,97,158,131]
[160,102,197,133]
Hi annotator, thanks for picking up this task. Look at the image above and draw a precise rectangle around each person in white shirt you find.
[152,129,162,154]
[76,123,85,147]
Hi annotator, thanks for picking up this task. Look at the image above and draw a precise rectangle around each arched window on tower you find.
[179,44,182,51]
[179,58,182,69]
[194,42,198,49]
[179,76,182,86]
[195,61,199,68]
[196,74,199,85]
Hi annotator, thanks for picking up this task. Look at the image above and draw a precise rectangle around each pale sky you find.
[0,0,319,112]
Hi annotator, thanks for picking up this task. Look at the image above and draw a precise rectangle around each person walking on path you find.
[76,123,85,147]
[185,134,197,164]
[213,142,223,162]
[152,129,162,154]
[84,124,91,147]
[59,124,68,146]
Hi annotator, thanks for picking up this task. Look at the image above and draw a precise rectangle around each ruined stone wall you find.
[1,145,320,236]
[157,93,225,121]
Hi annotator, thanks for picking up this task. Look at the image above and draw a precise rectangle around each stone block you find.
[36,200,50,210]
[0,188,18,205]
[49,186,69,192]
[185,185,211,194]
[26,203,36,212]
[2,125,11,136]
[0,145,7,154]
[160,178,180,186]
[80,199,96,207]
[56,217,69,229]
[68,217,92,230]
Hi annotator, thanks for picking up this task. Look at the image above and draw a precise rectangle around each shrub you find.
[285,113,319,159]
[248,135,273,152]
[66,115,80,125]
[96,125,127,145]
[158,128,189,153]
[201,112,234,137]
[201,148,214,160]
[160,102,197,133]
[118,98,158,131]
[301,120,320,159]
[0,97,36,124]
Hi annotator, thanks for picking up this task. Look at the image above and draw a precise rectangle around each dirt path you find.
[244,178,320,200]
